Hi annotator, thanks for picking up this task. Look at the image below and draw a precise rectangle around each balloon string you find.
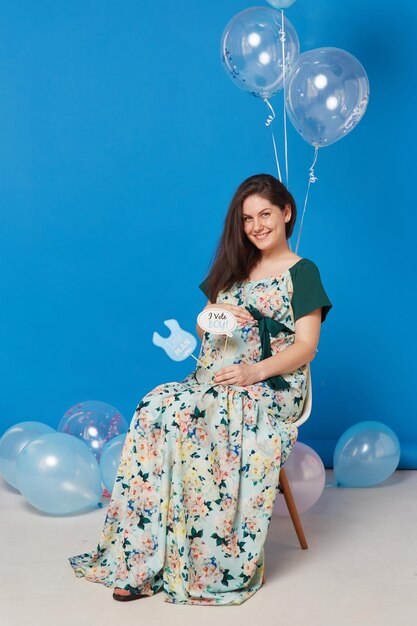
[295,147,319,255]
[264,98,282,183]
[280,10,289,187]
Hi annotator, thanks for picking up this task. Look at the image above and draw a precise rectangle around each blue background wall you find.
[0,1,415,467]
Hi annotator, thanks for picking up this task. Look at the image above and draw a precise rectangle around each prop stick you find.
[197,308,237,376]
[190,353,208,368]
[221,335,229,370]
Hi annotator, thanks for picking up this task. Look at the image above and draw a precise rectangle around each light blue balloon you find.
[267,0,296,8]
[221,7,300,99]
[334,421,400,487]
[100,432,127,493]
[58,400,127,461]
[16,432,102,514]
[0,421,56,490]
[286,47,369,147]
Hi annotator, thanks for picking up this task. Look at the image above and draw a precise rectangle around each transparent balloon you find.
[16,432,102,515]
[266,0,296,8]
[334,421,400,487]
[58,400,128,461]
[286,47,369,147]
[273,442,325,515]
[221,7,300,99]
[0,421,56,489]
[100,432,127,493]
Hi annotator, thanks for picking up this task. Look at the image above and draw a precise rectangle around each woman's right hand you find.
[203,302,254,325]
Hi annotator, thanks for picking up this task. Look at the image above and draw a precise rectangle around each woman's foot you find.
[113,588,132,597]
[112,587,142,602]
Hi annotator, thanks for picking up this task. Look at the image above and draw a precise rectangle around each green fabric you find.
[199,277,210,299]
[289,258,332,323]
[245,305,292,391]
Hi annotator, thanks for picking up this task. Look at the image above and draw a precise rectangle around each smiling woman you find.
[242,195,291,251]
[68,173,332,606]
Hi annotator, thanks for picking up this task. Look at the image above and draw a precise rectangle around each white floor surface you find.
[1,469,416,626]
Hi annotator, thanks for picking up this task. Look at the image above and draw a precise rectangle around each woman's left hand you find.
[213,363,258,387]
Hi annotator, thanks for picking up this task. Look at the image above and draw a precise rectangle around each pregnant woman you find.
[68,173,332,605]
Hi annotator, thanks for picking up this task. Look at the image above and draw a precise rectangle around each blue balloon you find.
[58,400,128,461]
[286,47,369,147]
[267,0,296,8]
[0,421,56,489]
[221,7,300,99]
[100,432,127,493]
[16,432,102,514]
[334,421,400,487]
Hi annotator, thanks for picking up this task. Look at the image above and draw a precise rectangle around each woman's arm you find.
[252,308,321,382]
[213,308,322,386]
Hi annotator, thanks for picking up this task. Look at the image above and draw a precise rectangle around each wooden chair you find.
[262,364,312,585]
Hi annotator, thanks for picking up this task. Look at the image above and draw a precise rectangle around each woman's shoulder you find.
[289,257,327,289]
[290,256,321,274]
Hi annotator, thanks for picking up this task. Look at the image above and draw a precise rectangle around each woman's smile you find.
[254,231,271,240]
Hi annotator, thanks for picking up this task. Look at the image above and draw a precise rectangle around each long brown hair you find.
[203,174,297,302]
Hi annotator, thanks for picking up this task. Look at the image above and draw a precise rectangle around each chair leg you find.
[279,466,308,550]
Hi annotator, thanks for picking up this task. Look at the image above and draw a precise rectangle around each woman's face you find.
[242,194,290,251]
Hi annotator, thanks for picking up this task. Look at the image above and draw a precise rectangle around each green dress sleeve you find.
[289,259,332,323]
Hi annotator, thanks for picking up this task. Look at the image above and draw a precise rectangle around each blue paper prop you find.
[153,319,204,366]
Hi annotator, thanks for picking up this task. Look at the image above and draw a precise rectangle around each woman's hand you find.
[204,302,254,326]
[213,362,259,387]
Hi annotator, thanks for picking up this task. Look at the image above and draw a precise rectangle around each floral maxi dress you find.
[68,257,332,606]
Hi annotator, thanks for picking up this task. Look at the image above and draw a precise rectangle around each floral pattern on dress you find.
[68,271,306,605]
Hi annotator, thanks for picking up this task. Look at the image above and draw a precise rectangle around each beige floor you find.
[1,469,416,626]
